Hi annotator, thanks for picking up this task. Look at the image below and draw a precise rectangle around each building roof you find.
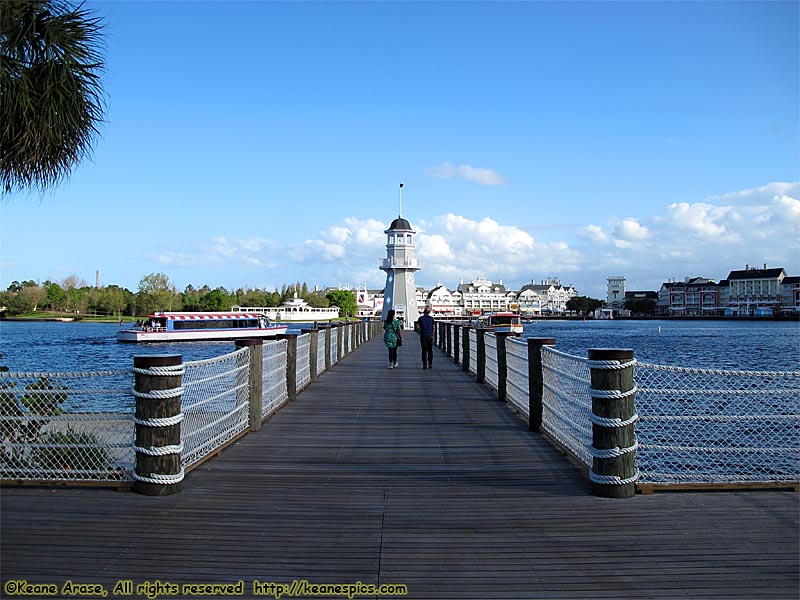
[726,267,786,281]
[387,216,412,231]
[782,276,800,284]
[625,291,658,300]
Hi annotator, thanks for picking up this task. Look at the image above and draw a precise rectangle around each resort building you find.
[607,276,626,305]
[725,265,787,316]
[425,284,462,317]
[456,277,514,316]
[520,278,578,314]
[780,276,800,316]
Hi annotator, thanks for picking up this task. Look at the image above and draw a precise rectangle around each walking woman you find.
[383,309,403,369]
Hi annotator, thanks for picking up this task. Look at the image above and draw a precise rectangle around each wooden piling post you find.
[301,329,319,383]
[278,334,298,402]
[527,338,556,432]
[235,339,263,432]
[445,323,452,357]
[453,324,461,364]
[495,332,519,401]
[133,355,184,496]
[462,326,471,371]
[476,328,487,384]
[587,348,638,499]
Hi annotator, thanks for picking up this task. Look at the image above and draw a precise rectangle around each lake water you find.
[0,319,798,373]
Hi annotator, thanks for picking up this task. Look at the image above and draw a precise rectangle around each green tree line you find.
[0,273,347,318]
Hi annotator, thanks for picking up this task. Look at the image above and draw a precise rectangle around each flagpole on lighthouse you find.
[399,182,403,217]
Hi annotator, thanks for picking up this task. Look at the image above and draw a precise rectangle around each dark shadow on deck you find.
[2,339,798,599]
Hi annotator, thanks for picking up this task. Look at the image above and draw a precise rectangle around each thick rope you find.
[132,387,185,400]
[588,412,639,428]
[132,365,185,377]
[133,443,184,456]
[133,413,184,427]
[589,467,640,485]
[589,442,639,458]
[586,358,637,370]
[588,384,638,399]
[132,469,185,485]
[637,362,800,378]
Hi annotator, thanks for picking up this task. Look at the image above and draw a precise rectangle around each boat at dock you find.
[476,312,524,334]
[116,312,288,343]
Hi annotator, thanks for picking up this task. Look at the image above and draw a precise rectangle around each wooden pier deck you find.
[2,338,798,599]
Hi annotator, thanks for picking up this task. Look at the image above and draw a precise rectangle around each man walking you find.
[417,307,435,369]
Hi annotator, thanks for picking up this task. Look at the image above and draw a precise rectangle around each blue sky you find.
[2,1,798,299]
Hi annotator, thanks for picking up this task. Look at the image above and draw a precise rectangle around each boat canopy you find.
[152,312,264,321]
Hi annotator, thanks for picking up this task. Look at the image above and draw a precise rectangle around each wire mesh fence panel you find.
[0,369,134,482]
[635,363,800,484]
[263,339,288,418]
[181,348,250,469]
[485,334,499,391]
[317,332,326,376]
[331,329,339,366]
[469,330,477,375]
[506,338,529,417]
[541,347,592,466]
[296,333,311,392]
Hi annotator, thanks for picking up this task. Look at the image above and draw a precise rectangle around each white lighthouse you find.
[380,185,420,329]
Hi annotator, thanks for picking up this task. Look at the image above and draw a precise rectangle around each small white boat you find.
[117,312,288,343]
[476,312,524,334]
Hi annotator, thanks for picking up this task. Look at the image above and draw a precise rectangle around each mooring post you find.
[587,348,638,499]
[278,333,298,402]
[133,354,184,496]
[495,332,519,401]
[301,329,319,383]
[462,326,471,371]
[235,339,263,432]
[476,328,487,384]
[527,338,556,432]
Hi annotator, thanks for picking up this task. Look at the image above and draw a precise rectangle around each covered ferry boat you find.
[117,312,288,342]
[476,312,524,334]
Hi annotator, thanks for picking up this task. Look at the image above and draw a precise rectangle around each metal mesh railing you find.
[541,346,592,466]
[468,330,477,375]
[0,370,134,481]
[485,334,498,391]
[263,339,288,418]
[506,338,529,416]
[181,348,250,469]
[331,329,339,365]
[296,333,311,392]
[317,332,326,375]
[635,363,800,484]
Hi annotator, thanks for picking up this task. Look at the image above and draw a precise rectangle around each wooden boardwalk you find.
[2,338,798,599]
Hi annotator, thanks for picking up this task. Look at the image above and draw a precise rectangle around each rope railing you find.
[484,334,499,391]
[262,339,288,418]
[0,369,134,482]
[296,333,312,392]
[181,347,250,470]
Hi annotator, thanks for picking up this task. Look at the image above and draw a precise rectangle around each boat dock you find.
[2,337,798,599]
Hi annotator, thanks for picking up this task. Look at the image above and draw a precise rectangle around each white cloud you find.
[614,219,651,241]
[425,162,506,186]
[144,181,800,300]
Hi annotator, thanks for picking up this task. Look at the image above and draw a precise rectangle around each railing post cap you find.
[587,348,634,360]
[235,338,263,347]
[277,333,298,340]
[301,328,317,334]
[528,337,556,346]
[133,354,182,368]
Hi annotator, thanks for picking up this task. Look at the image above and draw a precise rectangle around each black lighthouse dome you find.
[388,216,412,230]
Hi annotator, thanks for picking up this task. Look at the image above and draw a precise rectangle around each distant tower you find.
[380,184,420,329]
[95,270,100,288]
[607,276,626,304]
